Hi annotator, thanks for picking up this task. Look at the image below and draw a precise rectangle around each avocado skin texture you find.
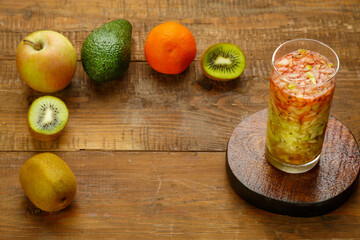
[81,19,132,82]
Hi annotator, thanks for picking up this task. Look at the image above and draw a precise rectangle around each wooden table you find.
[1,0,360,239]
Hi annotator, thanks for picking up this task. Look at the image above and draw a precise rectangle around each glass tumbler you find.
[265,39,340,173]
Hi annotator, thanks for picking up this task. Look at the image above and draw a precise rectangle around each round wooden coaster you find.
[226,109,360,217]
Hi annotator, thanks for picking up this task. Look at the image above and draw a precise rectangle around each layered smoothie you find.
[266,48,336,170]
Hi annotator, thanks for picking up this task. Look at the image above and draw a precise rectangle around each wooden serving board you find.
[226,109,360,217]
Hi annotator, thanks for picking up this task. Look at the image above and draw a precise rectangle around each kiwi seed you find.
[201,43,246,81]
[28,96,69,141]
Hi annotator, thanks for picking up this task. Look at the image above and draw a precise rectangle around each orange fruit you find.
[145,22,197,74]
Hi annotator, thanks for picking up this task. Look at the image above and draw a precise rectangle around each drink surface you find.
[266,49,336,165]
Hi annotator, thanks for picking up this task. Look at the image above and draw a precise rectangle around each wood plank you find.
[0,59,264,151]
[1,0,360,239]
[1,151,360,239]
[1,59,359,151]
[0,1,359,61]
[1,0,359,152]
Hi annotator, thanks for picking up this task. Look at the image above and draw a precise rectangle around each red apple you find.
[16,30,77,93]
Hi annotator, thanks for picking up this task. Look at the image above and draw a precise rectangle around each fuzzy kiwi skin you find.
[200,42,246,82]
[27,119,66,141]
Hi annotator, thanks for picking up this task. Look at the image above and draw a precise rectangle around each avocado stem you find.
[23,39,42,51]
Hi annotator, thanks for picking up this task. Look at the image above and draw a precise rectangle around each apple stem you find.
[23,39,42,51]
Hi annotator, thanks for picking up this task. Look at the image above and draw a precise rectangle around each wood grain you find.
[0,0,359,152]
[0,60,265,151]
[0,0,360,239]
[227,109,360,217]
[1,151,360,239]
[0,0,359,61]
[0,59,358,151]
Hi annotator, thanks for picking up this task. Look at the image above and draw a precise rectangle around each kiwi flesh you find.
[201,43,246,81]
[28,96,69,141]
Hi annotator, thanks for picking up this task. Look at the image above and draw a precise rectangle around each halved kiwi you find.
[28,96,69,141]
[201,43,246,81]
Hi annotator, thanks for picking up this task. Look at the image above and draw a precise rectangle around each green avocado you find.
[81,19,132,82]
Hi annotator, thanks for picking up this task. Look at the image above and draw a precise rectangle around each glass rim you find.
[271,38,340,85]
